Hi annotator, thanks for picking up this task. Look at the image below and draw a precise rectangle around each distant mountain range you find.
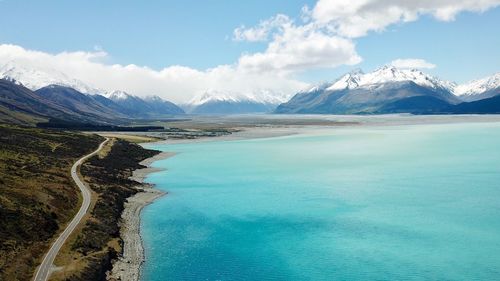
[0,62,103,94]
[0,80,184,126]
[182,90,289,114]
[0,62,286,115]
[1,61,499,125]
[276,66,500,114]
[454,73,500,101]
[103,90,184,117]
[0,63,185,125]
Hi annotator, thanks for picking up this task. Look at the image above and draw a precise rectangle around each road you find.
[33,138,109,281]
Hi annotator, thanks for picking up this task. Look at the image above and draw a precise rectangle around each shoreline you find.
[108,151,174,281]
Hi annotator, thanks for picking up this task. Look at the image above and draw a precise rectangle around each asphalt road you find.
[33,138,109,281]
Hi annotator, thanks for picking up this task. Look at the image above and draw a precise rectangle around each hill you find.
[0,124,161,281]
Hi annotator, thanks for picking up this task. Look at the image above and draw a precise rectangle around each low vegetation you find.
[0,123,160,281]
[97,133,162,143]
[37,118,164,131]
[0,124,102,281]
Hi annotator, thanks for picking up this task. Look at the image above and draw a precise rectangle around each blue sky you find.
[0,0,498,101]
[0,0,313,68]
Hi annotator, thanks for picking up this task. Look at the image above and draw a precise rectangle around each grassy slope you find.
[0,104,47,126]
[0,124,103,281]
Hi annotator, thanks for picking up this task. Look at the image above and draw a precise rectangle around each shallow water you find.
[142,122,500,281]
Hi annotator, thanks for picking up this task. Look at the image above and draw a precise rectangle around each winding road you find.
[33,138,109,281]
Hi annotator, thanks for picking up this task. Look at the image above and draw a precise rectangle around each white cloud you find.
[312,0,500,38]
[232,0,499,74]
[233,14,292,42]
[0,44,307,103]
[237,26,361,73]
[390,58,436,69]
[235,19,361,74]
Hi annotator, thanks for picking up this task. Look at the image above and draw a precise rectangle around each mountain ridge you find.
[0,62,185,117]
[454,72,500,101]
[104,90,185,117]
[1,61,499,118]
[183,89,289,114]
[276,66,499,114]
[0,62,102,94]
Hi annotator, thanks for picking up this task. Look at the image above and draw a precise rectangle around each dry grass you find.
[1,125,159,281]
[97,138,115,158]
[0,124,103,281]
[0,104,47,126]
[97,133,162,143]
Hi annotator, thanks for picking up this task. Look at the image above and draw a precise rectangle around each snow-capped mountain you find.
[454,73,500,101]
[143,95,185,115]
[188,90,242,106]
[188,89,290,106]
[104,90,184,116]
[104,90,134,100]
[276,65,461,114]
[184,89,291,114]
[0,61,101,94]
[0,61,185,119]
[324,66,456,93]
[326,69,363,91]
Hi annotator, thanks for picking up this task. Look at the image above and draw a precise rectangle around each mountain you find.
[454,73,500,102]
[0,62,101,94]
[105,90,184,117]
[0,60,185,122]
[449,94,500,114]
[184,90,288,114]
[142,95,185,115]
[326,67,456,92]
[276,66,461,114]
[377,95,452,114]
[0,79,93,125]
[36,85,127,123]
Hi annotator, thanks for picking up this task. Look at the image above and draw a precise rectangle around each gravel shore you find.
[108,151,174,281]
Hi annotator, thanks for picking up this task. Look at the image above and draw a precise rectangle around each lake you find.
[142,122,500,280]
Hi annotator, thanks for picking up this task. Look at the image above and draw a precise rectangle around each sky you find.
[0,0,499,102]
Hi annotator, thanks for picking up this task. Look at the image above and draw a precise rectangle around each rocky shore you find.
[108,152,174,281]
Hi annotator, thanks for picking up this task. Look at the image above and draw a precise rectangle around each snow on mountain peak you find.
[188,89,290,106]
[323,66,456,93]
[104,90,133,100]
[454,72,500,96]
[361,66,455,90]
[326,69,364,91]
[0,61,102,94]
[189,90,242,105]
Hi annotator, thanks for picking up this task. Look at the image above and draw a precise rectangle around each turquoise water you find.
[142,123,500,281]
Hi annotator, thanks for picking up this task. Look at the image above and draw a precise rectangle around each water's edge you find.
[108,151,174,281]
[127,120,500,281]
[139,122,500,281]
